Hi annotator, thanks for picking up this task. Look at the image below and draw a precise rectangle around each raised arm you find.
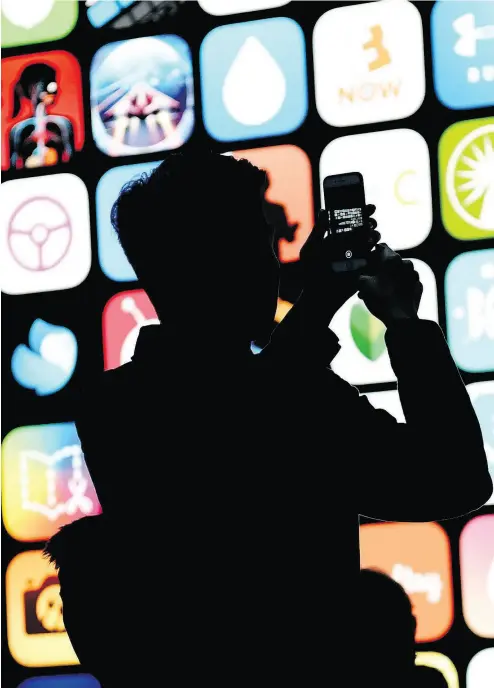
[354,245,492,520]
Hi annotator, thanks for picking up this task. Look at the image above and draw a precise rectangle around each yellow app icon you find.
[416,652,459,688]
[6,550,79,667]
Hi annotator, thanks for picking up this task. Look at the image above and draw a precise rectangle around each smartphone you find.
[323,172,369,272]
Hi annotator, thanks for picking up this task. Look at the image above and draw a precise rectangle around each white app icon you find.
[313,0,426,127]
[1,174,91,295]
[331,259,438,386]
[467,648,494,688]
[198,0,290,16]
[320,129,432,251]
[365,389,405,423]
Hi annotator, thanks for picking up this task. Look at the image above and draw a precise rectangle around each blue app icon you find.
[19,675,100,688]
[12,320,78,396]
[445,248,494,373]
[96,162,160,281]
[200,17,308,142]
[431,1,494,110]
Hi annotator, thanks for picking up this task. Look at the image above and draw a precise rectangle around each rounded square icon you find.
[96,162,160,281]
[225,145,313,263]
[431,1,494,111]
[415,653,459,688]
[200,17,308,142]
[6,550,79,667]
[364,390,405,423]
[467,381,494,505]
[467,648,494,688]
[331,259,438,386]
[86,0,185,29]
[90,35,194,157]
[460,515,494,638]
[320,129,432,251]
[1,51,85,172]
[313,0,425,128]
[2,423,102,542]
[1,174,91,295]
[360,522,454,642]
[439,118,494,240]
[445,248,494,373]
[198,0,290,15]
[1,0,78,49]
[19,675,100,688]
[103,289,159,370]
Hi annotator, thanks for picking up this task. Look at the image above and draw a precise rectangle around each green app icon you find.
[1,0,78,49]
[350,302,387,361]
[439,117,494,241]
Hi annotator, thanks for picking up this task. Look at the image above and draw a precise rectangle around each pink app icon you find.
[102,289,159,371]
[460,514,494,638]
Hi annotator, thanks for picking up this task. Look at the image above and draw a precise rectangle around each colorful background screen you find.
[1,1,494,686]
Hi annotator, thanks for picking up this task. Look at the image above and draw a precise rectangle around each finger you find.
[374,243,401,267]
[366,204,376,217]
[368,218,377,231]
[367,229,381,246]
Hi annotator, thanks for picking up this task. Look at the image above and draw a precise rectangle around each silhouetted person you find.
[359,568,449,688]
[45,151,492,686]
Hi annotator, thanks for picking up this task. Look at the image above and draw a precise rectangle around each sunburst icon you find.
[446,123,494,231]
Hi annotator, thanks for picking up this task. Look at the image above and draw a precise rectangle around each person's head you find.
[358,568,417,686]
[111,150,279,350]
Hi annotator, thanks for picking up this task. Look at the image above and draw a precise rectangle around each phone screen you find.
[323,173,368,269]
[323,173,366,234]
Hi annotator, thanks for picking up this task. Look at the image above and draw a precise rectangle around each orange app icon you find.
[102,289,159,371]
[6,550,79,667]
[360,522,454,642]
[228,145,314,263]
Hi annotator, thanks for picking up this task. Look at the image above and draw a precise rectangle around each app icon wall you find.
[1,0,78,49]
[1,50,84,172]
[431,1,494,111]
[11,320,78,396]
[2,422,102,542]
[445,248,494,373]
[200,17,308,142]
[90,35,194,157]
[1,174,91,295]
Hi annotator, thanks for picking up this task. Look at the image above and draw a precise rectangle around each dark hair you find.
[110,150,269,287]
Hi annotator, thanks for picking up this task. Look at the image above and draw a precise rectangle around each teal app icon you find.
[445,248,494,373]
[11,319,78,396]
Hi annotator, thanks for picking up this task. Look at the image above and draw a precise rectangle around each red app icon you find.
[2,50,85,171]
[102,289,159,371]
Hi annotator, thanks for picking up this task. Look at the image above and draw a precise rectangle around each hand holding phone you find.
[323,172,371,273]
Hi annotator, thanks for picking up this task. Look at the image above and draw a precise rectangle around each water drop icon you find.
[222,36,286,126]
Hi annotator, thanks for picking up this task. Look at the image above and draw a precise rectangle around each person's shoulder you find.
[76,362,134,416]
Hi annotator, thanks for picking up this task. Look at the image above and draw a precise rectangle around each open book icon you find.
[20,443,95,521]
